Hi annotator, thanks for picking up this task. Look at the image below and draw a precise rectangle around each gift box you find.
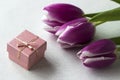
[7,30,47,70]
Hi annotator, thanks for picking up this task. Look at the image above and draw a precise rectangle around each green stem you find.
[116,46,120,51]
[84,12,99,18]
[111,0,120,4]
[110,37,120,45]
[84,13,106,27]
[92,21,105,27]
[115,46,120,59]
[110,37,120,59]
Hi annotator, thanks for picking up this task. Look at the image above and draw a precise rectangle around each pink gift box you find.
[7,30,47,70]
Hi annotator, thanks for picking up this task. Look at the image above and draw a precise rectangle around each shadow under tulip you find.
[87,59,120,79]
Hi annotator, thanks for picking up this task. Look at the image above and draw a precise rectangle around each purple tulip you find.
[57,18,95,48]
[43,3,84,34]
[77,39,116,68]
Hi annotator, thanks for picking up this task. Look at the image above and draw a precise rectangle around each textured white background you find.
[0,0,120,80]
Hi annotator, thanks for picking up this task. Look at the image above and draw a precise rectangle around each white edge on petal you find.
[80,51,114,60]
[57,38,83,48]
[57,38,75,46]
[44,27,56,32]
[76,50,82,59]
[57,38,72,48]
[60,44,73,48]
[83,57,113,64]
[56,21,83,36]
[56,25,75,36]
[42,10,55,21]
[41,10,49,21]
[55,29,64,36]
[41,10,64,23]
[57,25,85,48]
[46,12,65,23]
[58,25,75,38]
[44,26,60,32]
[41,15,48,21]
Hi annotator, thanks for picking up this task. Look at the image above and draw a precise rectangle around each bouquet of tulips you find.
[42,0,120,68]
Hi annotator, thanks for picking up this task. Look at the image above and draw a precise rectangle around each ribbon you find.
[15,36,39,59]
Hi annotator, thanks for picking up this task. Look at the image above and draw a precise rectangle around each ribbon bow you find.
[15,37,39,59]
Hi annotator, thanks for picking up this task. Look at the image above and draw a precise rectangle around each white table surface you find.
[0,0,120,80]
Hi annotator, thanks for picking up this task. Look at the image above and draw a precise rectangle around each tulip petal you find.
[77,50,115,60]
[57,38,84,48]
[83,53,116,68]
[43,3,84,23]
[57,20,95,47]
[43,19,64,27]
[44,26,61,34]
[81,39,116,55]
[77,39,117,68]
[55,18,88,36]
[42,15,64,27]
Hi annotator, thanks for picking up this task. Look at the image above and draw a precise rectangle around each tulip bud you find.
[42,3,84,34]
[77,39,116,68]
[57,18,95,48]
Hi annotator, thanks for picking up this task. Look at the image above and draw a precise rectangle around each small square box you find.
[7,30,47,70]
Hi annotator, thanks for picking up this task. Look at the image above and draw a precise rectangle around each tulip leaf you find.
[89,7,120,22]
[84,12,99,18]
[111,0,120,4]
[110,37,120,45]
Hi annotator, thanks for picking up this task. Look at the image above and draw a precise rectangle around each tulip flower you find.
[77,39,117,68]
[57,18,95,48]
[42,3,84,34]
